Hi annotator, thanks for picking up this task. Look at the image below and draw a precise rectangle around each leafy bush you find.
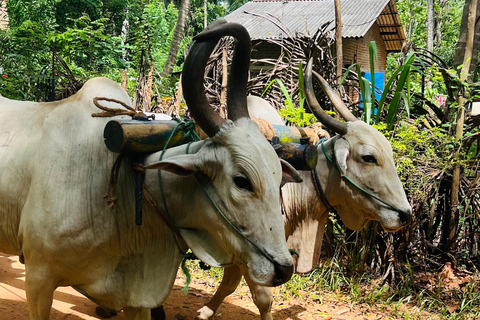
[377,119,457,204]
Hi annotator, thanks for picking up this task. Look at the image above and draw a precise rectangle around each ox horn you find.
[225,23,250,121]
[304,58,353,135]
[193,19,251,121]
[182,26,225,137]
[182,20,251,137]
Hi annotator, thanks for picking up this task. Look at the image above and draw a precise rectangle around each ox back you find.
[0,79,182,311]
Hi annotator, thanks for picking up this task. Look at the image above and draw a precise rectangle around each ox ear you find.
[334,138,350,177]
[144,154,199,176]
[280,159,303,187]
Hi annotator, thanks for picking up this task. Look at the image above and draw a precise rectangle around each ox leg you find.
[25,266,58,320]
[124,307,151,320]
[244,274,273,320]
[196,265,243,320]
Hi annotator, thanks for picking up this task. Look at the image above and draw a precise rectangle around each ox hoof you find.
[196,306,215,320]
[151,306,166,320]
[95,307,118,318]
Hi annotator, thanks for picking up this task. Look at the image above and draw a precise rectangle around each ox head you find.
[145,20,301,287]
[304,59,412,232]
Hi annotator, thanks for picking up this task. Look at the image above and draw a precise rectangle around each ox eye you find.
[362,155,377,164]
[234,176,254,192]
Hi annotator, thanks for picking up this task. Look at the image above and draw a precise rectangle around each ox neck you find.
[312,136,341,214]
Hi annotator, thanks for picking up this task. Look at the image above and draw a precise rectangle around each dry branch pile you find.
[200,22,353,116]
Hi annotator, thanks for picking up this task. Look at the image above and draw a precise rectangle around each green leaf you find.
[266,79,294,112]
[386,91,403,130]
[298,61,305,110]
[337,63,357,90]
[376,52,415,123]
[369,41,377,117]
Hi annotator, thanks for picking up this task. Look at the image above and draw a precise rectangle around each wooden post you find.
[121,69,128,92]
[168,74,183,117]
[334,0,343,120]
[334,0,343,85]
[220,48,228,119]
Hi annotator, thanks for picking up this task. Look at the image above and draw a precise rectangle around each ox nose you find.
[399,207,412,226]
[271,262,294,286]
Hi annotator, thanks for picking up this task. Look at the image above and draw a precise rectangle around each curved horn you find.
[182,35,225,137]
[225,24,250,120]
[304,58,348,135]
[182,20,252,136]
[311,70,357,122]
[194,20,251,121]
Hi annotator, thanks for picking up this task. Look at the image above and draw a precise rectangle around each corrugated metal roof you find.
[225,0,406,52]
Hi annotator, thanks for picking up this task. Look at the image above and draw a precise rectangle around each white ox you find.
[0,22,301,320]
[196,59,412,320]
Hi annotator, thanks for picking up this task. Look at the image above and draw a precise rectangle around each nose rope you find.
[320,140,407,215]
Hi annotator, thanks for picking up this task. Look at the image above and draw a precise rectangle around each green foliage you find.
[0,21,54,99]
[0,0,229,101]
[375,119,456,202]
[381,52,415,129]
[264,62,317,127]
[188,0,226,36]
[48,15,123,72]
[396,0,464,65]
[341,42,414,129]
[141,0,190,93]
[275,256,480,319]
[0,0,129,100]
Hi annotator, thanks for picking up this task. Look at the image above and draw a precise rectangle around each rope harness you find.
[310,139,337,215]
[92,97,202,289]
[311,138,407,215]
[92,97,147,119]
[311,168,337,215]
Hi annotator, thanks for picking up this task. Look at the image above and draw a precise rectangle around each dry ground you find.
[0,254,440,320]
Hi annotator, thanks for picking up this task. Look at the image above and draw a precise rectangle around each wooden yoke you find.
[103,119,195,154]
[103,119,318,171]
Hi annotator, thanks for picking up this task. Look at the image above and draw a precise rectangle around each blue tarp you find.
[359,72,385,115]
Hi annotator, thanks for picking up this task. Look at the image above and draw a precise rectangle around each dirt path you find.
[0,254,429,320]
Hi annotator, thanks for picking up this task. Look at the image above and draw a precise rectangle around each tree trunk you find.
[121,13,129,91]
[407,6,414,44]
[435,1,446,46]
[427,0,434,54]
[449,0,478,257]
[334,0,342,85]
[161,0,191,78]
[454,0,480,81]
[146,60,155,111]
[204,0,207,29]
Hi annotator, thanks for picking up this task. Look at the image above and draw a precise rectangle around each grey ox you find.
[196,59,413,320]
[0,22,301,320]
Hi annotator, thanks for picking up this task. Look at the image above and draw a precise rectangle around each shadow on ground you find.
[0,254,310,320]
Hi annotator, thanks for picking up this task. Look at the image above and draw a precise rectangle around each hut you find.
[225,0,406,92]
